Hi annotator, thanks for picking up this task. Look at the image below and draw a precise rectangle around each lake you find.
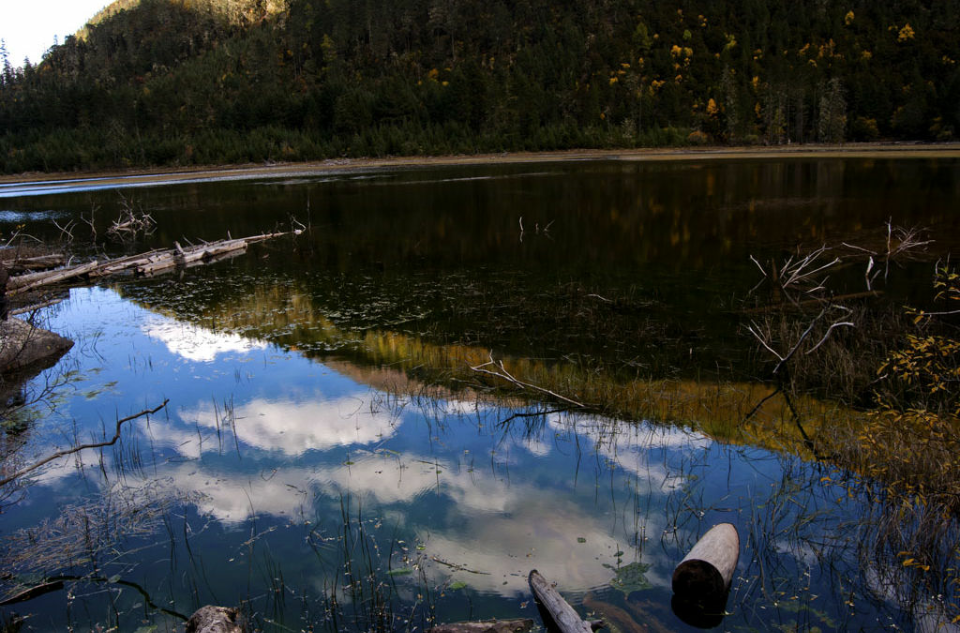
[2,154,959,632]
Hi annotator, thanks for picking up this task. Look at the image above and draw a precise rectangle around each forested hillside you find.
[2,0,959,172]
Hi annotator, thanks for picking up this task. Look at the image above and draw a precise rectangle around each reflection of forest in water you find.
[2,157,959,631]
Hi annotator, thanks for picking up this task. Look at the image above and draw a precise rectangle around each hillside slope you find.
[1,0,959,172]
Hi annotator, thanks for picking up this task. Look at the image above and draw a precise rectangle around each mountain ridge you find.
[1,0,959,173]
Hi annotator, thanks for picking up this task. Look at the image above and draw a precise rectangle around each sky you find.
[1,0,110,68]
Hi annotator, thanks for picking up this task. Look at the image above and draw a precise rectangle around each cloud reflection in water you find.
[143,317,268,362]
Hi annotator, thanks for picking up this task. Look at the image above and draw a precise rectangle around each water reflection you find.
[1,258,956,628]
[144,317,268,362]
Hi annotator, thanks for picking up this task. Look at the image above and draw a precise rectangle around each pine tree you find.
[818,77,846,143]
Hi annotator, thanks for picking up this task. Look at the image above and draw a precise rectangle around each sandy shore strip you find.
[2,143,960,192]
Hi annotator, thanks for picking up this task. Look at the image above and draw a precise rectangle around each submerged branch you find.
[469,353,586,408]
[0,400,169,487]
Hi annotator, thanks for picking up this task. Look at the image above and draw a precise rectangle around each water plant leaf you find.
[449,581,468,590]
[388,568,414,576]
[608,561,652,595]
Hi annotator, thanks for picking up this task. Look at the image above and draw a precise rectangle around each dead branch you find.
[841,242,877,256]
[779,245,841,292]
[469,353,585,408]
[51,219,77,243]
[804,320,855,355]
[0,400,169,488]
[748,306,855,374]
[79,207,97,241]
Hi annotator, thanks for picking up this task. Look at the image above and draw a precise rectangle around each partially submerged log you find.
[7,261,101,295]
[6,231,292,296]
[671,523,739,628]
[185,605,246,633]
[528,570,597,633]
[137,238,250,275]
[671,523,739,598]
[4,254,66,273]
[427,619,534,633]
[0,317,74,376]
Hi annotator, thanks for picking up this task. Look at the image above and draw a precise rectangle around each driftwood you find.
[185,605,246,633]
[3,254,66,273]
[7,261,101,295]
[6,232,292,296]
[528,570,598,633]
[427,619,534,633]
[672,523,739,598]
[671,523,739,628]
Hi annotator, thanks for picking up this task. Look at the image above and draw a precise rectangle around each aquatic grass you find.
[298,494,440,633]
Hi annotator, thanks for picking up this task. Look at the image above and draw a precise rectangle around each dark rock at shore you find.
[0,317,74,376]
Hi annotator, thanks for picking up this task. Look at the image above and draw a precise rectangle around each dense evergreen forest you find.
[1,0,959,173]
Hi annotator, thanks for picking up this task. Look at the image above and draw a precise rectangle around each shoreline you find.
[2,143,960,190]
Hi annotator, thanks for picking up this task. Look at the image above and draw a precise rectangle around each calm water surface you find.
[1,157,959,631]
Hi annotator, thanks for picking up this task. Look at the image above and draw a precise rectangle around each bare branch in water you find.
[470,353,585,408]
[748,306,855,374]
[0,400,169,488]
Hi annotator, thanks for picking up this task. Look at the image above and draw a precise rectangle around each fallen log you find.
[136,241,249,275]
[87,249,165,278]
[528,570,598,633]
[671,523,739,598]
[671,523,739,628]
[5,254,66,273]
[7,261,101,295]
[427,619,534,633]
[6,231,295,296]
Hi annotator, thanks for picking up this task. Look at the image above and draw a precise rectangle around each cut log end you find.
[185,605,246,633]
[672,523,739,599]
[671,523,740,629]
[672,559,725,598]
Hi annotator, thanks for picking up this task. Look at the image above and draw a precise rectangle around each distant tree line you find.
[2,0,959,173]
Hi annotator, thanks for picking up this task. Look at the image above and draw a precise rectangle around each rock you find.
[0,317,74,376]
[185,606,246,633]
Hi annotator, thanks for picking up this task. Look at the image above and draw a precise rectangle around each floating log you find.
[7,261,101,295]
[5,254,66,273]
[671,523,739,629]
[6,231,294,296]
[427,619,534,633]
[528,570,597,633]
[185,605,246,633]
[671,523,739,598]
[87,249,165,278]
